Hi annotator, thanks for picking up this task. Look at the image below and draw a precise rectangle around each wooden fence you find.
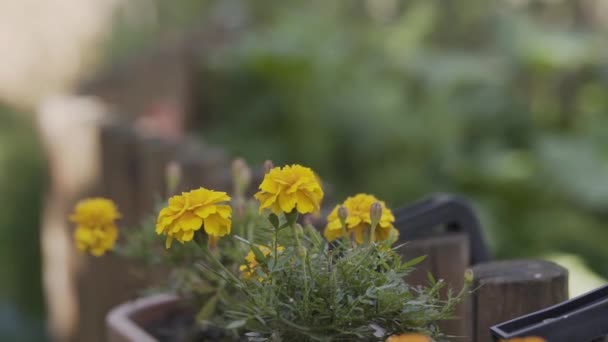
[76,122,232,342]
[78,121,571,342]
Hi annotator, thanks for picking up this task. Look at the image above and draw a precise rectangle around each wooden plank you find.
[76,123,150,342]
[134,134,176,218]
[401,233,470,340]
[174,139,230,193]
[471,259,568,342]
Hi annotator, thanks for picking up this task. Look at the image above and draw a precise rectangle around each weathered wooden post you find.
[471,259,568,342]
[76,123,188,342]
[134,134,176,217]
[402,233,470,339]
[395,194,491,340]
[76,123,143,342]
[175,139,230,193]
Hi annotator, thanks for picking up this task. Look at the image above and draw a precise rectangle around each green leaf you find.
[195,293,219,322]
[225,319,247,330]
[403,255,427,268]
[268,213,280,229]
[250,244,267,265]
[285,211,298,226]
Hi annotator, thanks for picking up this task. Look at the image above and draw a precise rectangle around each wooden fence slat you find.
[99,123,139,226]
[77,123,141,342]
[175,139,230,193]
[401,233,470,339]
[471,259,568,342]
[134,134,176,217]
[77,123,181,342]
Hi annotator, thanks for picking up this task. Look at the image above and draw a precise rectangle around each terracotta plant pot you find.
[106,293,181,342]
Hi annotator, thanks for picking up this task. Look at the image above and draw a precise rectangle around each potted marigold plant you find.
[70,161,467,342]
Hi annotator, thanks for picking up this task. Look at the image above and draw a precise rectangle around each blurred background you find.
[2,0,608,340]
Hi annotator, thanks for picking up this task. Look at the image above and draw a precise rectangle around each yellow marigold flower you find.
[254,164,324,215]
[239,245,285,280]
[386,333,431,342]
[156,187,232,248]
[500,338,546,342]
[324,193,395,244]
[70,198,121,256]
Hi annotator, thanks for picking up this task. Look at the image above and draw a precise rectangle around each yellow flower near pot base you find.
[386,333,431,342]
[70,198,121,256]
[156,187,232,248]
[239,245,284,280]
[255,164,324,215]
[324,193,396,244]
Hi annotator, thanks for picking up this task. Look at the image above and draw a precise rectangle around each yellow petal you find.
[278,193,297,213]
[168,195,186,210]
[346,216,362,228]
[286,178,306,194]
[181,230,195,242]
[374,225,392,241]
[204,214,231,237]
[386,334,430,342]
[194,205,216,218]
[295,191,314,213]
[216,205,232,219]
[324,227,344,241]
[90,247,107,256]
[177,212,203,230]
[353,225,368,244]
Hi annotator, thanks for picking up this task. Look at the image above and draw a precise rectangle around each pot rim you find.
[106,293,180,342]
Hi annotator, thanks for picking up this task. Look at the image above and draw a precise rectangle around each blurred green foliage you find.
[0,105,47,340]
[106,1,608,277]
[196,1,608,276]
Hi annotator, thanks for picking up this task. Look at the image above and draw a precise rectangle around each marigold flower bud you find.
[232,157,252,198]
[464,268,474,284]
[294,224,304,240]
[337,206,348,224]
[166,161,181,195]
[263,160,274,174]
[370,201,383,226]
[297,245,307,258]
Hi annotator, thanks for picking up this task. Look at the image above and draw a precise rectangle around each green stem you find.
[370,222,377,244]
[194,237,242,286]
[289,215,310,314]
[273,225,278,271]
[340,222,351,249]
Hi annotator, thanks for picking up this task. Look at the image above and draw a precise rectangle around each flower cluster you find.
[69,162,463,340]
[70,198,121,256]
[324,193,397,244]
[155,188,232,248]
[254,164,324,215]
